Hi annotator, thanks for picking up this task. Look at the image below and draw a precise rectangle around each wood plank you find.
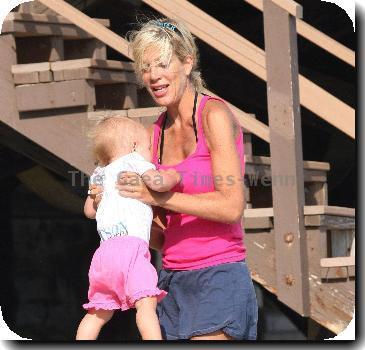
[51,58,134,72]
[54,67,137,84]
[37,0,132,59]
[87,107,164,120]
[39,70,53,83]
[264,0,309,315]
[2,20,98,39]
[87,110,129,121]
[0,34,94,179]
[16,80,96,112]
[305,215,355,229]
[245,206,356,219]
[127,107,166,119]
[5,12,110,27]
[18,1,59,16]
[320,256,355,268]
[245,155,330,171]
[245,227,355,334]
[305,206,355,217]
[13,72,39,85]
[88,69,137,84]
[22,0,269,143]
[243,216,273,229]
[12,62,51,74]
[271,0,303,18]
[243,0,355,66]
[245,163,327,184]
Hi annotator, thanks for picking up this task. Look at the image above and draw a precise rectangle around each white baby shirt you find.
[89,152,156,243]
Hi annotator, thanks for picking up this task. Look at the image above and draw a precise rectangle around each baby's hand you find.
[88,184,103,200]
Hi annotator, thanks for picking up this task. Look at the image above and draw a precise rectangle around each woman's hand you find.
[116,171,168,206]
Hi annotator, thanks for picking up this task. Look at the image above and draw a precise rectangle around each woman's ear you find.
[183,55,194,76]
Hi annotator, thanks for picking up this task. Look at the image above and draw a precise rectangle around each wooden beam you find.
[305,215,355,229]
[271,0,302,18]
[0,34,95,178]
[27,0,270,142]
[143,0,355,138]
[2,20,106,40]
[12,62,51,74]
[244,206,355,218]
[88,107,165,120]
[245,155,330,171]
[243,0,355,66]
[245,226,354,334]
[37,0,132,59]
[53,67,136,84]
[13,72,39,85]
[320,256,355,268]
[263,0,309,316]
[51,58,134,72]
[16,80,96,112]
[5,12,110,27]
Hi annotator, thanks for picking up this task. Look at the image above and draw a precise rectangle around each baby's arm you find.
[142,168,181,192]
[84,184,102,219]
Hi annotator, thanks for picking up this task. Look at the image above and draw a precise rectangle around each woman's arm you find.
[118,102,245,224]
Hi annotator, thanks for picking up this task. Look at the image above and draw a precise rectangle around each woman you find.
[117,18,258,340]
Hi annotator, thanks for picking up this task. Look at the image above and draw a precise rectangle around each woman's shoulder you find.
[202,96,238,135]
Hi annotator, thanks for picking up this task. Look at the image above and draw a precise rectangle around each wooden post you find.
[263,0,310,316]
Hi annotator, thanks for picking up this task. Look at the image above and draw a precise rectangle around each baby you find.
[76,116,180,340]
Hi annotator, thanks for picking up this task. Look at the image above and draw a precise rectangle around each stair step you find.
[2,12,109,39]
[243,205,355,230]
[13,59,138,113]
[244,205,355,218]
[12,59,135,85]
[243,204,355,334]
[16,79,96,112]
[88,107,164,120]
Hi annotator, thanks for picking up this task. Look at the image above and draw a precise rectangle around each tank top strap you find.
[152,112,166,165]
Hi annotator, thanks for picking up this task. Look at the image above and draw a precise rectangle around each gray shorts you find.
[157,260,258,340]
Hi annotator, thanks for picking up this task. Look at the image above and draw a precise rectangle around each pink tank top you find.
[152,95,246,270]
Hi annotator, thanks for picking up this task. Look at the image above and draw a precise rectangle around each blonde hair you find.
[88,116,149,164]
[127,17,205,92]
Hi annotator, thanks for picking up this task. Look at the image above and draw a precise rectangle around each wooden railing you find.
[36,0,354,139]
[35,0,270,142]
[142,0,355,139]
[244,0,355,66]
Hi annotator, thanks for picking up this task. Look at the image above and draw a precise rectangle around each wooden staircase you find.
[0,0,355,337]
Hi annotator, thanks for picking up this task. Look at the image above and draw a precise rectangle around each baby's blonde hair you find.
[89,116,149,164]
[127,17,205,92]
